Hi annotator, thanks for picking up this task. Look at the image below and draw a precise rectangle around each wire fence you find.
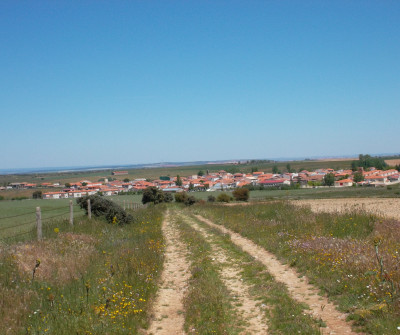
[0,199,146,244]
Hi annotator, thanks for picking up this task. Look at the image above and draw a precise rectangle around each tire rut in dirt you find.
[147,211,191,335]
[180,213,269,334]
[194,214,359,335]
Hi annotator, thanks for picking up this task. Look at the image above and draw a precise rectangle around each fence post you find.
[69,200,74,226]
[36,207,42,241]
[87,199,91,220]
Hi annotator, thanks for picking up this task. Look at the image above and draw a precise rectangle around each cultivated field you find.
[385,159,400,166]
[293,198,400,221]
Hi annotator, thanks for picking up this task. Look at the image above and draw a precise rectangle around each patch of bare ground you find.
[12,232,97,284]
[148,211,191,335]
[195,214,359,335]
[292,198,400,221]
[181,214,268,334]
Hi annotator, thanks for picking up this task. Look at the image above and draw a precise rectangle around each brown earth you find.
[147,211,191,335]
[292,198,400,220]
[195,214,359,335]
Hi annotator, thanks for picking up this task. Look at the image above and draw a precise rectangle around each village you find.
[2,166,399,200]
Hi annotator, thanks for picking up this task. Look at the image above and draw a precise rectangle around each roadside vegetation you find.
[0,204,165,334]
[194,202,400,334]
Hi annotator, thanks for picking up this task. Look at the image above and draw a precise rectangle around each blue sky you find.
[1,1,399,169]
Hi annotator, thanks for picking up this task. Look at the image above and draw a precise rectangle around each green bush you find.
[232,188,249,201]
[163,192,173,203]
[0,195,4,201]
[142,187,165,204]
[77,195,133,225]
[207,195,216,202]
[184,195,197,206]
[217,193,231,203]
[175,192,188,203]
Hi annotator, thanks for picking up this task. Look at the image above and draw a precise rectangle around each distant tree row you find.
[351,154,388,171]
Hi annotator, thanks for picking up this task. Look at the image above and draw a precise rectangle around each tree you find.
[176,175,182,186]
[142,187,164,204]
[286,163,292,173]
[123,178,130,182]
[353,171,364,183]
[272,165,279,174]
[323,173,335,187]
[251,167,258,173]
[198,170,205,176]
[81,182,88,186]
[189,182,194,191]
[32,190,42,199]
[65,182,71,188]
[232,188,249,201]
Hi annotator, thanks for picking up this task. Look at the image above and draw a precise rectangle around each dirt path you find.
[147,211,191,335]
[180,214,268,334]
[195,214,358,335]
[292,198,400,220]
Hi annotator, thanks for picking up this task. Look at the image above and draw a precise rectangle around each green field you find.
[0,198,85,241]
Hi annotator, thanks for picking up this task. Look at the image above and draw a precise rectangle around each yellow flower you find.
[54,227,60,233]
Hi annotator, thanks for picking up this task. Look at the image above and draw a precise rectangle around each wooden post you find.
[36,207,42,241]
[69,200,74,226]
[87,199,91,220]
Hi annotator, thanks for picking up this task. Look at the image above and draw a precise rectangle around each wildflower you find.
[54,227,60,233]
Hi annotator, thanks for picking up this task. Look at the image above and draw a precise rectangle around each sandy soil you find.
[147,211,191,335]
[292,198,400,220]
[181,214,268,334]
[195,214,358,335]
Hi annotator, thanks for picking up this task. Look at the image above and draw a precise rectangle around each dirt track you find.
[292,198,400,220]
[195,214,357,335]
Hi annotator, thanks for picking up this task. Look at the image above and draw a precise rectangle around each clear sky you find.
[1,1,399,169]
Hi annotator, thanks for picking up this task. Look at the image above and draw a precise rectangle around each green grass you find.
[176,213,239,334]
[185,212,322,334]
[0,198,85,240]
[187,184,400,202]
[193,202,400,334]
[0,204,165,334]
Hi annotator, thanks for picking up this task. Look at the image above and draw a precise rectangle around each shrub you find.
[175,192,188,203]
[184,195,197,206]
[232,188,249,201]
[142,187,164,204]
[217,193,231,203]
[77,195,133,225]
[0,195,4,201]
[207,195,216,202]
[163,192,173,203]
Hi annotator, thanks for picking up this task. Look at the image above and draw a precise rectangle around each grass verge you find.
[193,201,400,334]
[0,204,165,334]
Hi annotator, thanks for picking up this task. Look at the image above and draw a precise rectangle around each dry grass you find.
[292,198,400,221]
[12,232,97,284]
[385,159,400,166]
